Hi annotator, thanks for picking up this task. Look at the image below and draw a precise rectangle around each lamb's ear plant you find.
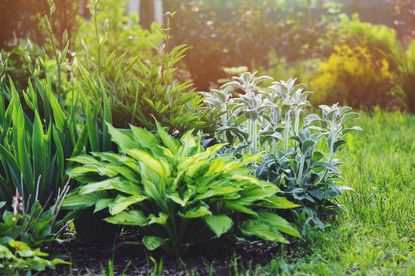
[202,72,361,230]
[63,122,301,255]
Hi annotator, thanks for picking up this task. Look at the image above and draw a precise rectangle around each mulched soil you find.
[43,229,305,275]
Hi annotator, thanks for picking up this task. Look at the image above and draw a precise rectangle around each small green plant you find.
[202,72,361,229]
[63,122,301,255]
[0,187,69,274]
[0,183,69,248]
[0,239,67,274]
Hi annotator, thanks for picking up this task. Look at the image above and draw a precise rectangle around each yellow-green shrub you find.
[313,44,400,108]
[402,41,415,112]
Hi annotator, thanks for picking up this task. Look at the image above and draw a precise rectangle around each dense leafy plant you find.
[0,80,78,204]
[0,239,67,274]
[0,185,69,247]
[75,0,207,132]
[312,44,400,108]
[0,41,51,90]
[63,122,301,255]
[0,185,69,274]
[401,41,415,112]
[202,72,361,229]
[313,15,404,108]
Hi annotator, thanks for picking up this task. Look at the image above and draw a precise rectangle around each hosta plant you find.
[202,72,361,230]
[63,122,301,255]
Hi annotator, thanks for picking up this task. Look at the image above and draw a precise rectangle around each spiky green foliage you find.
[63,123,301,255]
[0,79,78,204]
[203,73,361,229]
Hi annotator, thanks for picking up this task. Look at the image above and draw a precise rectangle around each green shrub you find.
[312,44,401,108]
[402,41,415,112]
[63,122,301,255]
[0,80,81,204]
[75,0,207,132]
[0,189,69,274]
[0,240,67,274]
[313,15,404,108]
[202,73,361,230]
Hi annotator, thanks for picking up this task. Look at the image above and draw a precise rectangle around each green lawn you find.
[249,111,415,275]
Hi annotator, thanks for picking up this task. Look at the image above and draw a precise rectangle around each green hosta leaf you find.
[167,193,188,207]
[156,121,179,153]
[240,220,288,244]
[127,149,171,177]
[204,215,233,238]
[0,202,5,210]
[147,212,168,225]
[196,184,242,200]
[94,198,113,213]
[257,212,301,238]
[204,158,226,176]
[0,244,13,259]
[62,191,107,209]
[180,205,212,219]
[67,166,99,178]
[223,202,257,216]
[142,236,168,251]
[111,179,142,195]
[79,178,120,195]
[130,125,159,149]
[107,123,136,151]
[109,195,147,215]
[179,131,198,156]
[104,210,147,226]
[238,184,281,204]
[68,155,100,165]
[257,197,300,209]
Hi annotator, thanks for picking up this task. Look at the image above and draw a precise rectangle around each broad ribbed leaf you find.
[109,195,147,215]
[240,220,288,244]
[204,215,233,238]
[223,202,257,216]
[62,191,107,209]
[104,210,147,226]
[180,205,211,219]
[130,125,159,149]
[257,212,301,238]
[79,178,120,194]
[142,236,168,251]
[127,149,170,177]
[107,123,136,151]
[94,198,113,213]
[147,212,168,225]
[257,197,300,209]
[156,121,179,152]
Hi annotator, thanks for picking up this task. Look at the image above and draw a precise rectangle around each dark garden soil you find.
[44,229,305,275]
